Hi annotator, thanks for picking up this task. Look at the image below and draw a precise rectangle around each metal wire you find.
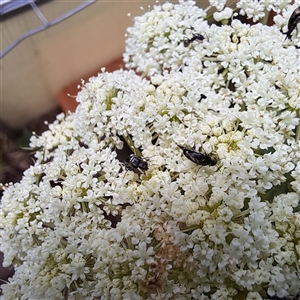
[0,0,95,58]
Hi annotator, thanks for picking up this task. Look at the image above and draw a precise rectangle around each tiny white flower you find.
[208,0,227,11]
[132,242,155,267]
[213,7,233,22]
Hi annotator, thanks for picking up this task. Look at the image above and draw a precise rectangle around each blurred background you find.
[0,0,153,185]
[0,0,208,287]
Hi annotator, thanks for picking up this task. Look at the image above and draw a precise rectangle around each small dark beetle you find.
[177,144,217,166]
[184,33,205,47]
[125,154,148,171]
[282,6,300,40]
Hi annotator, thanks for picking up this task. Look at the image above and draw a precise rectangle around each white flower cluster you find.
[124,0,300,75]
[236,0,293,22]
[1,0,300,299]
[123,1,208,76]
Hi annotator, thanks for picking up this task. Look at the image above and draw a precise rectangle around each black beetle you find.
[282,6,300,40]
[125,154,148,171]
[177,144,217,166]
[184,33,205,47]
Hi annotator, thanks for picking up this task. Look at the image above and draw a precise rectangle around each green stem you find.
[124,135,142,156]
[233,208,250,221]
[261,9,270,26]
[171,173,180,182]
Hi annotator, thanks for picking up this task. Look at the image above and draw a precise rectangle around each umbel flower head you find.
[1,0,300,299]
